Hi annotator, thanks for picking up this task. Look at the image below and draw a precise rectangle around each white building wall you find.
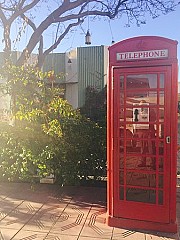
[0,78,11,123]
[65,83,78,109]
[65,48,78,83]
[65,48,78,109]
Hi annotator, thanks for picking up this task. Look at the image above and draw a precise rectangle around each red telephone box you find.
[107,36,178,232]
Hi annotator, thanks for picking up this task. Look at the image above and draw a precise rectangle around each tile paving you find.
[0,182,179,240]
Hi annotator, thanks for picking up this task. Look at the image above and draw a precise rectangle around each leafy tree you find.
[0,0,179,67]
[80,85,107,127]
[80,85,107,180]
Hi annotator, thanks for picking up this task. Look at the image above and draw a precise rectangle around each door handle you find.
[166,136,170,144]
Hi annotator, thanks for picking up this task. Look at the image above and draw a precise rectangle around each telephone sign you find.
[117,49,168,61]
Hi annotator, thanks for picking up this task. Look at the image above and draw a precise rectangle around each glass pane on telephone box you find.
[119,73,165,205]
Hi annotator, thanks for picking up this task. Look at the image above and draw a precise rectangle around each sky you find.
[0,2,180,63]
[54,6,180,62]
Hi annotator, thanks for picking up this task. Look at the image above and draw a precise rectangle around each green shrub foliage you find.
[0,65,106,184]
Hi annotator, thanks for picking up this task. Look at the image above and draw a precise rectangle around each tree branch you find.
[21,13,44,64]
[9,0,40,24]
[0,5,7,24]
[37,19,83,68]
[16,0,89,65]
[54,10,112,23]
[45,19,83,56]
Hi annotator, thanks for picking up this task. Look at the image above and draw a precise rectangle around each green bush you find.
[0,65,106,185]
[0,122,54,182]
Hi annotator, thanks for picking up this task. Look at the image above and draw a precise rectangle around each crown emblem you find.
[136,40,147,50]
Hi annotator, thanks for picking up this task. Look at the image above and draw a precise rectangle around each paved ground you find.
[0,182,180,240]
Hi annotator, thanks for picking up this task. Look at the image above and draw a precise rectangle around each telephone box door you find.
[113,66,171,223]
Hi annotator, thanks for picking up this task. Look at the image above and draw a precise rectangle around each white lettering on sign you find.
[116,49,168,61]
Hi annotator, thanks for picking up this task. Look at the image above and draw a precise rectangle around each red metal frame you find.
[107,36,178,233]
